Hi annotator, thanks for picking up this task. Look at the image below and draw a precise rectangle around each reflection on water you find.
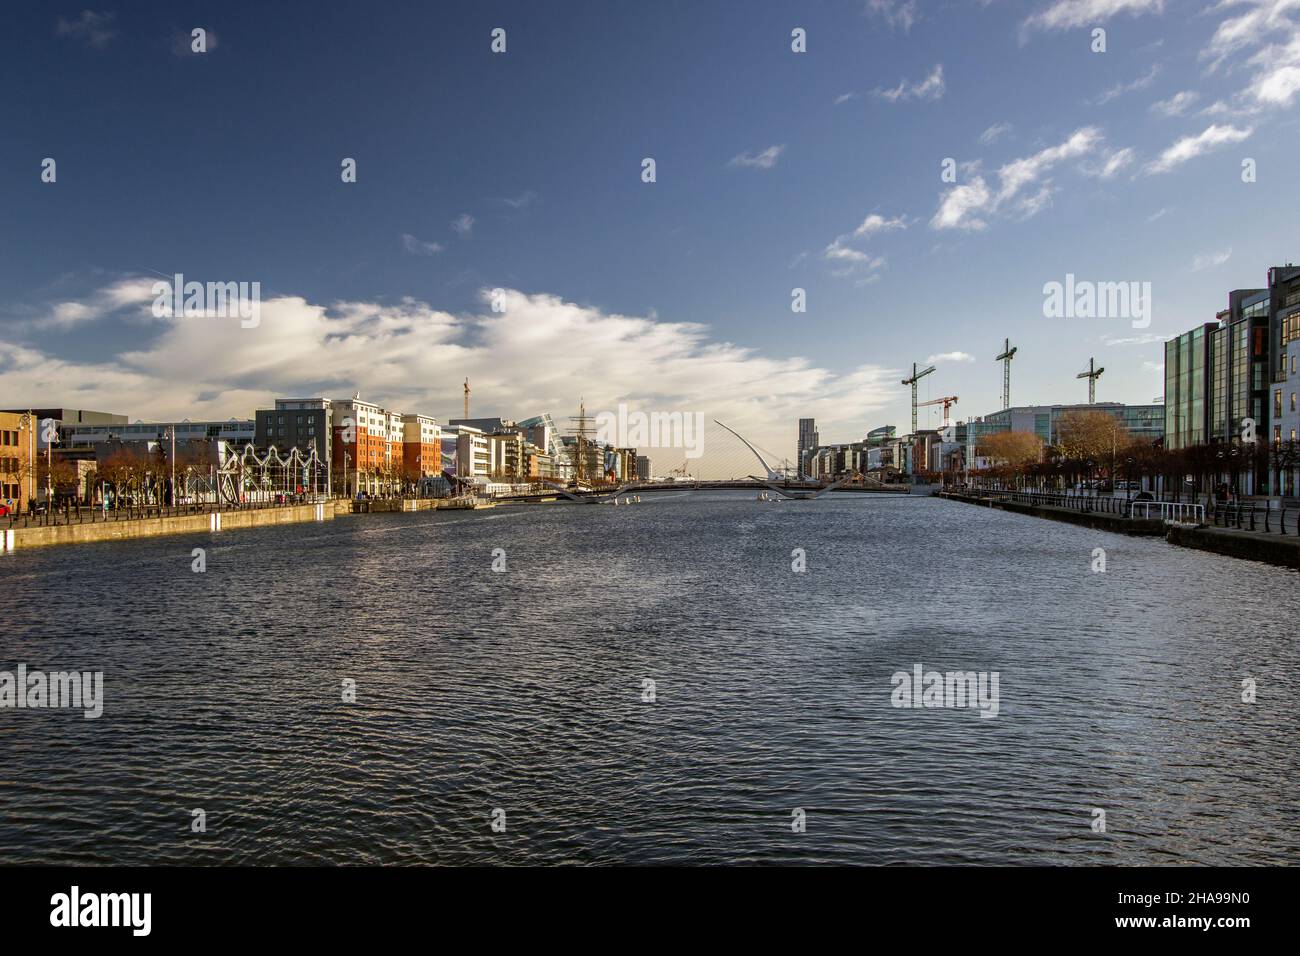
[0,492,1296,864]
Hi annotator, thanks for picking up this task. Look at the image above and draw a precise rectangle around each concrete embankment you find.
[2,497,503,552]
[1164,523,1300,570]
[6,501,340,551]
[938,492,1165,536]
[941,491,1300,571]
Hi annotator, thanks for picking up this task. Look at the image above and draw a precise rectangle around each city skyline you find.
[3,1,1299,457]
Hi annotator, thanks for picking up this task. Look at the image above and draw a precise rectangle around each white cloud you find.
[925,351,975,364]
[1022,0,1165,35]
[823,238,886,271]
[852,214,908,237]
[19,278,159,331]
[1246,33,1300,106]
[1201,2,1300,108]
[728,145,786,170]
[1202,0,1299,67]
[866,0,920,31]
[451,214,474,236]
[1144,124,1252,174]
[56,11,118,49]
[492,191,538,209]
[821,214,904,275]
[1082,146,1135,178]
[980,122,1012,145]
[401,234,444,256]
[1192,247,1233,270]
[1093,65,1160,106]
[874,64,945,102]
[1150,90,1200,117]
[932,127,1103,230]
[834,92,859,106]
[930,177,992,231]
[0,280,902,469]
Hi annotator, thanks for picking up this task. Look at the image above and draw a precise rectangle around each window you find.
[1275,390,1283,417]
[1293,393,1297,412]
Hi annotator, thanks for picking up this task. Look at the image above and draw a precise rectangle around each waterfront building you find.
[486,429,526,479]
[977,403,1163,448]
[865,425,895,447]
[797,418,818,475]
[401,413,442,479]
[64,417,253,447]
[330,395,401,495]
[865,445,895,474]
[450,417,515,434]
[517,413,571,481]
[610,447,638,482]
[1162,266,1300,493]
[255,398,333,459]
[0,411,37,511]
[442,424,490,478]
[636,455,651,480]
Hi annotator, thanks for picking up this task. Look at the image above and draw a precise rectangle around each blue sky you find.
[1,0,1298,458]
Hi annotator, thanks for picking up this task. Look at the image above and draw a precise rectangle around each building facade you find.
[255,398,333,459]
[0,412,36,511]
[980,402,1164,448]
[401,413,442,479]
[797,418,818,475]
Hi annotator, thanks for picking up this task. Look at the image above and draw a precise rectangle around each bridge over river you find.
[498,419,913,502]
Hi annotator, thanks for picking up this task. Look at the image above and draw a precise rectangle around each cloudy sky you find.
[2,1,1298,459]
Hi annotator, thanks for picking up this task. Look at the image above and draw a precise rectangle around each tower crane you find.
[917,395,959,428]
[901,362,936,435]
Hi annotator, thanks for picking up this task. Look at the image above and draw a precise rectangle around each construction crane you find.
[995,338,1017,410]
[1077,358,1104,404]
[917,395,959,427]
[901,362,936,435]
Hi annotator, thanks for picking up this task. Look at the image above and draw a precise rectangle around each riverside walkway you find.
[943,488,1300,570]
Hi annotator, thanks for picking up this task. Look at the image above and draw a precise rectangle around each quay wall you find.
[938,492,1165,536]
[8,502,335,551]
[1164,524,1300,571]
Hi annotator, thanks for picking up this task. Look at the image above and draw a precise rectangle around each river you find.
[1,492,1295,864]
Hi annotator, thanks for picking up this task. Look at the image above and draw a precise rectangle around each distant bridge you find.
[492,419,911,502]
[497,478,909,503]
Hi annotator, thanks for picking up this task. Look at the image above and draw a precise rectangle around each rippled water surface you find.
[1,492,1297,865]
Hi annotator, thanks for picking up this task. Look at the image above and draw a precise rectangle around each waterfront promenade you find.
[942,489,1300,570]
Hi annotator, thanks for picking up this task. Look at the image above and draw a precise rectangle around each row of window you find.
[1,482,20,500]
[0,459,23,475]
[0,429,23,446]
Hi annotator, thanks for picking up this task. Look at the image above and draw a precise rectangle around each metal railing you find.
[1129,500,1206,523]
[1208,502,1300,536]
[958,488,1137,516]
[956,488,1300,536]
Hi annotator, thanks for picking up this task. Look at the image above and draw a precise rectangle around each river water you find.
[1,492,1296,864]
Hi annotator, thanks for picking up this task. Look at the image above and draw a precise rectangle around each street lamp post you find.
[18,412,32,514]
[167,425,176,508]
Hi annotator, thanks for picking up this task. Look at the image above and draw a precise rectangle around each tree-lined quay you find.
[961,408,1296,506]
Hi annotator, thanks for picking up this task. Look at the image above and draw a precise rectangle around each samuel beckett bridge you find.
[504,419,908,503]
